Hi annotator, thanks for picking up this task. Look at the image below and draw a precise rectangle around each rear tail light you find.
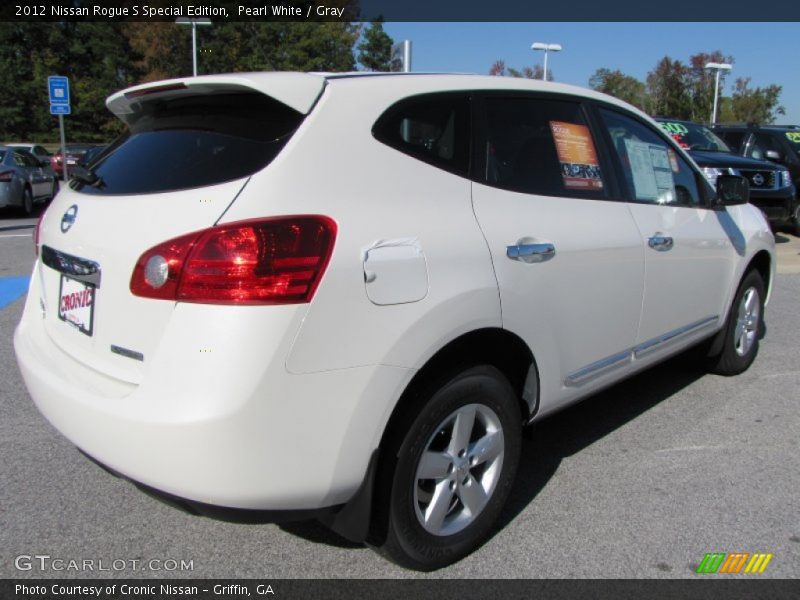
[130,216,337,305]
[0,171,13,182]
[34,211,45,256]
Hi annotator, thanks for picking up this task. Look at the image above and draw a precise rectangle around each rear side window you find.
[480,97,606,198]
[373,93,470,177]
[73,91,304,195]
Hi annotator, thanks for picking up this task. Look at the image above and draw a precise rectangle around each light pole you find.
[531,42,562,81]
[176,18,212,77]
[705,62,732,125]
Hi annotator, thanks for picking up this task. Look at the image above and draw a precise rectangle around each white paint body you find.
[14,73,775,510]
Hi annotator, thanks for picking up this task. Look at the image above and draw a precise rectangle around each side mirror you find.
[716,174,749,206]
[765,149,784,163]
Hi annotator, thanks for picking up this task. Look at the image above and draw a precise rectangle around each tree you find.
[686,51,733,123]
[646,57,692,119]
[125,22,191,82]
[357,19,396,71]
[588,68,648,111]
[727,77,785,124]
[489,60,551,81]
[488,60,506,76]
[200,23,358,73]
[0,22,137,142]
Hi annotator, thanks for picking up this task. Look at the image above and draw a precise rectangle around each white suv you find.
[14,72,775,570]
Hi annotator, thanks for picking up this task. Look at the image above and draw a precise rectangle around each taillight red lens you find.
[130,216,337,305]
[0,171,13,182]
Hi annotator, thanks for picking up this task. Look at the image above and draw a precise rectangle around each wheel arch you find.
[747,249,772,301]
[383,328,536,442]
[362,327,536,545]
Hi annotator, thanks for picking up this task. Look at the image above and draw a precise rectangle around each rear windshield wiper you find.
[70,166,104,188]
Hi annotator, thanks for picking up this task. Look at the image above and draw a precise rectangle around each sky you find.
[382,22,800,124]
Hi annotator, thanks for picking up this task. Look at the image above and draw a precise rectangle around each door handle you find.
[506,242,556,263]
[648,234,674,252]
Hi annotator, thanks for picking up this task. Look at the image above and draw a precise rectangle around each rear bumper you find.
[0,183,20,208]
[14,278,412,511]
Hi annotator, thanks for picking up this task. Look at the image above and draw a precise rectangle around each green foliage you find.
[685,51,733,123]
[589,68,648,111]
[585,51,783,127]
[727,77,785,125]
[646,57,692,119]
[357,19,396,72]
[0,21,360,143]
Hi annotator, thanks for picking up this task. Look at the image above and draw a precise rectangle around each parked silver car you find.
[6,143,52,165]
[0,146,59,215]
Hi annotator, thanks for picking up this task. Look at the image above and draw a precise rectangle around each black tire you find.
[707,270,765,376]
[791,203,800,238]
[20,186,33,217]
[373,365,522,571]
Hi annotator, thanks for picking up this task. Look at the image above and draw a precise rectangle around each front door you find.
[471,94,645,408]
[595,107,736,353]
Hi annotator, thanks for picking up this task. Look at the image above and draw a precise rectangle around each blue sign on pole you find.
[48,76,70,105]
[50,105,71,115]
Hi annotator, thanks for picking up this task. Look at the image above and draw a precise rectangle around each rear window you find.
[73,91,304,195]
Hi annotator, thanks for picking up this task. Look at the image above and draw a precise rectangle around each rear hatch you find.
[36,74,324,384]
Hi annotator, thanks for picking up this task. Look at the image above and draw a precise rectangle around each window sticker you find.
[785,131,800,144]
[549,121,604,190]
[658,122,690,149]
[668,148,680,173]
[623,139,676,204]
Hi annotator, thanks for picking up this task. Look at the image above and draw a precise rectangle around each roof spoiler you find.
[106,72,327,122]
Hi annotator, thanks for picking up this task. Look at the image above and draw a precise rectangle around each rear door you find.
[594,107,736,353]
[470,93,645,405]
[36,84,309,384]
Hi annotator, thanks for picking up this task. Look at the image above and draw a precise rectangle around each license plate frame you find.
[57,274,96,337]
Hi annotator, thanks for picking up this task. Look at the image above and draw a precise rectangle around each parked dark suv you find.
[657,119,797,233]
[712,124,800,230]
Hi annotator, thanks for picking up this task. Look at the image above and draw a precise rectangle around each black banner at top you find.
[3,0,800,22]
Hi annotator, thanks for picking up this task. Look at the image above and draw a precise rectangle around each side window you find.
[747,133,781,161]
[718,130,746,152]
[599,109,701,206]
[12,152,27,167]
[23,152,40,167]
[481,97,606,198]
[372,93,470,177]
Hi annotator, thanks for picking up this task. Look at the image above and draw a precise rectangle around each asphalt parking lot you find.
[1,208,798,579]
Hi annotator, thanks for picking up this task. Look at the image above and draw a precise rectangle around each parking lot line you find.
[0,234,32,238]
[0,276,30,309]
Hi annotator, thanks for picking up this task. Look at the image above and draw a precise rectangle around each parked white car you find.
[14,72,775,570]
